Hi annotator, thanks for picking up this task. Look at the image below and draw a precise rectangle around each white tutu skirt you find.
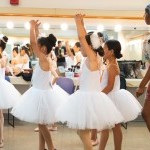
[56,90,124,130]
[12,86,68,124]
[53,84,69,96]
[108,89,142,123]
[0,79,21,109]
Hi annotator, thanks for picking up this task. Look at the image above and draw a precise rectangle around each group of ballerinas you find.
[10,44,31,74]
[0,12,149,150]
[0,43,32,77]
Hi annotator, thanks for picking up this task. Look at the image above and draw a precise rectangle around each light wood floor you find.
[2,121,150,150]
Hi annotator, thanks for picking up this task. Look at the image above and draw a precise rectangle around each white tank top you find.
[31,63,52,90]
[79,60,101,92]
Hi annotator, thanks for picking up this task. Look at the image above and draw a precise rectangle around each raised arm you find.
[65,41,74,58]
[74,14,96,60]
[30,20,44,59]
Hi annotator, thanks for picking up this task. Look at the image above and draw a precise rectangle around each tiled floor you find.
[2,121,150,150]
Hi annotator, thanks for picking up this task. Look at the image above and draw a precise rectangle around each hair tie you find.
[90,32,101,49]
[0,34,7,43]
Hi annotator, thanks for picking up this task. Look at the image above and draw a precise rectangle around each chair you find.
[120,74,128,129]
[5,76,15,128]
[56,77,75,95]
[5,76,10,82]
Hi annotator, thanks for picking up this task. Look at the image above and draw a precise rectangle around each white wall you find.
[0,0,147,10]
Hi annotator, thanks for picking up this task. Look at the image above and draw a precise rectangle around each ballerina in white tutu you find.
[34,58,69,132]
[12,20,66,150]
[99,40,142,150]
[0,35,21,148]
[57,14,124,150]
[90,32,108,146]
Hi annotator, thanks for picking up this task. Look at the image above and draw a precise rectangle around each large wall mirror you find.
[0,16,149,62]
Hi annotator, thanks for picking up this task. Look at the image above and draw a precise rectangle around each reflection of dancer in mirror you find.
[65,41,76,68]
[99,40,142,150]
[136,4,150,132]
[57,14,124,150]
[0,36,21,148]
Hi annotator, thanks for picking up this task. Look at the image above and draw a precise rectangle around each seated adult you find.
[11,46,20,66]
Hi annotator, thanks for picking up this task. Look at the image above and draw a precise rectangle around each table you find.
[9,76,80,87]
[126,79,143,87]
[9,76,144,88]
[9,76,31,85]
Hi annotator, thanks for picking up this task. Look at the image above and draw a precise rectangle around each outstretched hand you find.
[30,20,41,37]
[30,20,36,28]
[30,20,41,28]
[136,87,145,98]
[74,14,85,22]
[35,20,41,29]
[65,41,69,45]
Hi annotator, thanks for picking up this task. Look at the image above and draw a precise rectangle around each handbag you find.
[21,69,33,81]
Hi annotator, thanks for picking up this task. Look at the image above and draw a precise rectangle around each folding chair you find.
[56,77,75,95]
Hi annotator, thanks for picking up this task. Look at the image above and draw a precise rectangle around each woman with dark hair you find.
[13,46,19,56]
[136,4,150,132]
[11,44,31,76]
[99,40,142,150]
[19,44,30,69]
[65,41,83,68]
[11,46,19,66]
[0,36,9,64]
[0,35,20,148]
[12,20,66,150]
[65,41,77,68]
[57,14,123,150]
[73,41,83,64]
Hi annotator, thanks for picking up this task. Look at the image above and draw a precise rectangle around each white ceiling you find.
[0,0,149,10]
